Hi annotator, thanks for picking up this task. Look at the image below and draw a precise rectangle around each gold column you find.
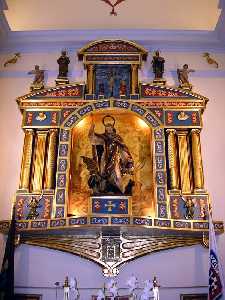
[32,130,48,192]
[191,129,204,191]
[131,64,138,94]
[177,130,191,193]
[87,64,94,94]
[45,129,58,190]
[166,129,180,191]
[19,129,34,190]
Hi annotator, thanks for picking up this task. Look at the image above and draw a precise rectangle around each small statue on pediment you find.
[152,50,166,85]
[177,64,195,90]
[28,65,45,91]
[152,50,165,79]
[57,50,70,78]
[56,50,70,85]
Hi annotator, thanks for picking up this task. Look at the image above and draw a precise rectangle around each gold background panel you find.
[68,111,155,217]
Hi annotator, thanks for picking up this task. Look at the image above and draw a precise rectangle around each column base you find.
[43,189,55,194]
[17,188,30,194]
[85,94,95,100]
[194,188,206,194]
[168,189,181,195]
[130,94,139,100]
[120,94,127,99]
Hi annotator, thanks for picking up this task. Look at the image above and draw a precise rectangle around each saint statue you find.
[28,65,45,91]
[177,64,195,89]
[82,115,134,195]
[120,80,127,96]
[152,50,165,79]
[57,50,70,78]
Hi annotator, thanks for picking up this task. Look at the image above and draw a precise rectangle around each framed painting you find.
[14,294,42,300]
[180,294,208,300]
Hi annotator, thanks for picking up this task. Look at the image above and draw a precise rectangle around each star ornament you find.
[100,0,126,16]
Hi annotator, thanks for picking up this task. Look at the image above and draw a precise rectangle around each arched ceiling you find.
[3,0,221,31]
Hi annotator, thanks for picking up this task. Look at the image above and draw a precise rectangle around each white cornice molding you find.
[0,28,224,53]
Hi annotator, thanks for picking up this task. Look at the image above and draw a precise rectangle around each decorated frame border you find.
[53,99,168,219]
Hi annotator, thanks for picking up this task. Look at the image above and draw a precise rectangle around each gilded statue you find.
[82,115,134,195]
[177,64,195,89]
[28,65,45,91]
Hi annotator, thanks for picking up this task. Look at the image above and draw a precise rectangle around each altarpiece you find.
[0,39,223,277]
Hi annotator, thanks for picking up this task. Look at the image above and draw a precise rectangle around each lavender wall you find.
[0,49,224,300]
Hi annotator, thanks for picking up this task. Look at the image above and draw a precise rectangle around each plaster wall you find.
[0,48,225,300]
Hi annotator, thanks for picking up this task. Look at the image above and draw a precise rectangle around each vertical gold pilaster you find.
[19,129,34,190]
[87,64,94,94]
[32,130,48,192]
[191,129,204,191]
[45,129,58,190]
[166,129,180,191]
[177,130,191,193]
[131,64,138,94]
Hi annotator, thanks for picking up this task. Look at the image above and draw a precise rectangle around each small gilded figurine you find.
[177,64,195,90]
[152,50,165,80]
[57,50,70,80]
[26,196,42,220]
[28,65,45,91]
[184,198,195,219]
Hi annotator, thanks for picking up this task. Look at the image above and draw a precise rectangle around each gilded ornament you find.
[35,112,47,121]
[177,111,189,121]
[3,52,21,67]
[203,52,219,68]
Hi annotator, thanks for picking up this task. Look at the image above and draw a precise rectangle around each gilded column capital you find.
[191,129,201,135]
[24,128,35,134]
[166,129,177,135]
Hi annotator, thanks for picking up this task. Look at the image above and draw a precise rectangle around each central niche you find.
[68,111,155,217]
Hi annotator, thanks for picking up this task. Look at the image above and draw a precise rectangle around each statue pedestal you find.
[130,94,139,100]
[153,78,166,86]
[55,77,69,85]
[179,83,192,91]
[90,196,131,215]
[85,94,95,100]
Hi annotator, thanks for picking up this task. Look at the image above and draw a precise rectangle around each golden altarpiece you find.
[0,40,223,276]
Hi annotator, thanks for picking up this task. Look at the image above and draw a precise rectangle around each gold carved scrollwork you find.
[31,130,48,192]
[191,129,204,191]
[19,129,34,191]
[166,129,180,191]
[20,233,202,277]
[44,129,58,190]
[177,130,192,193]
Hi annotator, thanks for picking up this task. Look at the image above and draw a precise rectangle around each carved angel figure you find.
[28,65,45,91]
[177,64,195,87]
